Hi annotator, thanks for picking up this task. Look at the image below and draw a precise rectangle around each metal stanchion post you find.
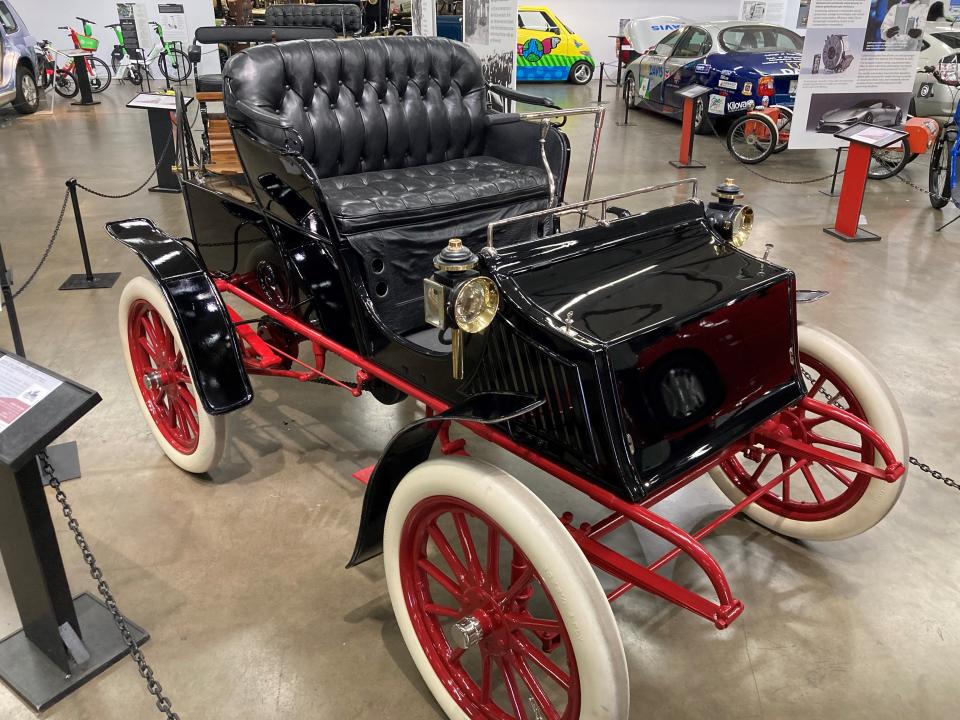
[820,147,845,197]
[0,241,26,358]
[59,180,120,291]
[597,62,605,104]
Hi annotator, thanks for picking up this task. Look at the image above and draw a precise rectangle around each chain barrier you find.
[76,132,173,199]
[801,368,958,493]
[4,122,182,307]
[40,452,181,718]
[703,114,846,185]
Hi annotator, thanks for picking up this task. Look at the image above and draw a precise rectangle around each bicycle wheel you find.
[928,129,952,209]
[158,48,192,83]
[85,56,112,93]
[773,107,792,154]
[867,138,908,180]
[726,113,778,164]
[54,70,79,99]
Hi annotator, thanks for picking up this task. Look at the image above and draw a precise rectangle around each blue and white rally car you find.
[624,21,802,133]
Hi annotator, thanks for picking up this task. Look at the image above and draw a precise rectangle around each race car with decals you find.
[623,21,802,134]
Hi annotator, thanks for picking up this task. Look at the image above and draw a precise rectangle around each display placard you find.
[126,92,193,110]
[834,122,908,148]
[677,84,713,100]
[411,0,438,36]
[739,1,789,25]
[464,0,519,88]
[789,0,928,150]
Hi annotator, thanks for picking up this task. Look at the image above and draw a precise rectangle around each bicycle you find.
[106,22,144,86]
[926,61,960,210]
[140,21,192,84]
[36,40,79,99]
[58,17,112,93]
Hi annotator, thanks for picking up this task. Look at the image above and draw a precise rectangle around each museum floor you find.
[0,80,957,720]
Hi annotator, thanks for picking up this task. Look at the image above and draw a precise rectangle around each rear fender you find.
[347,393,545,568]
[107,218,253,415]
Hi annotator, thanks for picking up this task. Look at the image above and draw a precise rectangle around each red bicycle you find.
[57,16,112,93]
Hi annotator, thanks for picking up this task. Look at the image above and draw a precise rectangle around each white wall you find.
[16,0,218,76]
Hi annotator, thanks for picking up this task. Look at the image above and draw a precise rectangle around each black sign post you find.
[0,353,148,711]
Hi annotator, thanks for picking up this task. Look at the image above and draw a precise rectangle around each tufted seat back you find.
[264,4,362,34]
[223,37,488,180]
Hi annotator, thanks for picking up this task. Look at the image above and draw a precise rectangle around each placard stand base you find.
[59,273,122,290]
[0,593,148,713]
[38,441,82,485]
[669,159,707,169]
[823,226,882,243]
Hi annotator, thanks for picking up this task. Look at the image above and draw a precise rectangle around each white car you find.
[914,23,960,119]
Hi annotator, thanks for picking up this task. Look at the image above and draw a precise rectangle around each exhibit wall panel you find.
[16,1,218,75]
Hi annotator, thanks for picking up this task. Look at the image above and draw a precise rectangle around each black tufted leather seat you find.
[223,36,553,330]
[264,4,362,34]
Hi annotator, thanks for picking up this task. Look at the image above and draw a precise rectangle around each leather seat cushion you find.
[319,156,548,234]
[196,74,223,93]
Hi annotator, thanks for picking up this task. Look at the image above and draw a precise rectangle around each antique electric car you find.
[107,36,907,719]
[624,20,802,134]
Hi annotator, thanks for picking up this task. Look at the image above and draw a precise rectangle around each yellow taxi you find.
[517,6,595,84]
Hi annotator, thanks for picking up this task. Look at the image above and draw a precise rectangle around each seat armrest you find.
[483,119,570,203]
[232,99,293,130]
[488,84,561,110]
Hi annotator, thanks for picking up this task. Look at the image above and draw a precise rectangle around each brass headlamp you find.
[705,179,754,248]
[424,239,500,380]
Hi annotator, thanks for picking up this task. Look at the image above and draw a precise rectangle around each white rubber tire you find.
[384,457,629,720]
[709,324,907,541]
[119,276,226,474]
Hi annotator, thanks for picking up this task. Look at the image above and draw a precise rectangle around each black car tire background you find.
[13,65,39,114]
[623,72,637,108]
[928,129,953,209]
[568,60,594,85]
[693,97,714,135]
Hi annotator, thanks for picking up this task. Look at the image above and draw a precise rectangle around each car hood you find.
[821,107,866,122]
[723,51,801,76]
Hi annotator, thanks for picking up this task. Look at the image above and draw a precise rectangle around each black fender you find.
[106,218,253,415]
[347,392,545,568]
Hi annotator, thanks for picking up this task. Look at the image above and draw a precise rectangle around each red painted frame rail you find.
[215,277,904,631]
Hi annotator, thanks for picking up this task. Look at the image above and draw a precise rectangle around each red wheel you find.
[710,325,907,540]
[119,277,226,473]
[385,458,628,719]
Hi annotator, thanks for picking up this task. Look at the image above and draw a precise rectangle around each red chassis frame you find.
[215,276,905,632]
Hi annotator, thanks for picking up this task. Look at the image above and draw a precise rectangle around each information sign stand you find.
[126,93,194,193]
[61,50,100,107]
[0,353,148,711]
[824,123,909,243]
[670,85,711,169]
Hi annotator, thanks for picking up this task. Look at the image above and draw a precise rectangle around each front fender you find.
[347,393,544,568]
[106,218,253,415]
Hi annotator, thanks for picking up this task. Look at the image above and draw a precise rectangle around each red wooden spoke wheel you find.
[128,299,200,455]
[119,277,226,474]
[400,497,580,720]
[385,459,628,720]
[710,324,907,541]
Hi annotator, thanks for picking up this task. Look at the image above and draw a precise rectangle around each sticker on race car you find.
[718,79,738,90]
[742,81,753,95]
[918,82,934,98]
[695,63,712,74]
[708,94,727,115]
[727,99,756,112]
[638,76,651,98]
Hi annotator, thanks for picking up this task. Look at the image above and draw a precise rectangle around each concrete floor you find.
[0,79,958,720]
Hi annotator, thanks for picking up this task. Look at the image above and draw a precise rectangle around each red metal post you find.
[831,141,873,239]
[679,97,695,166]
